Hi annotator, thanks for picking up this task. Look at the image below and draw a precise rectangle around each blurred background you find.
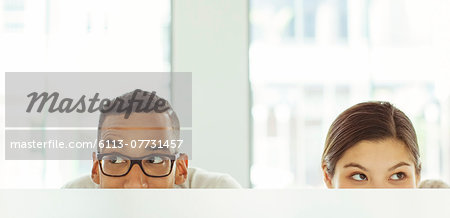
[1,0,450,188]
[0,0,171,188]
[250,0,450,188]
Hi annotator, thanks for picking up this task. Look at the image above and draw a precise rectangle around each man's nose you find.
[123,164,149,188]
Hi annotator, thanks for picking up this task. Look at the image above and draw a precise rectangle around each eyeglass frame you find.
[96,152,180,178]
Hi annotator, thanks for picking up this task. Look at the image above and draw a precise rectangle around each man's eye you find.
[109,156,127,164]
[390,172,406,180]
[146,156,164,164]
[351,173,367,181]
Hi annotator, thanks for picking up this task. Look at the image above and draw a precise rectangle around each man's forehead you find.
[100,112,174,141]
[102,112,172,128]
[102,146,173,156]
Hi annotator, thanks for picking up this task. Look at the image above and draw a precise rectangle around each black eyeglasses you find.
[97,152,179,177]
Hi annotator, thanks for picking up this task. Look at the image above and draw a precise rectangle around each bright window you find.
[0,0,171,188]
[250,0,450,188]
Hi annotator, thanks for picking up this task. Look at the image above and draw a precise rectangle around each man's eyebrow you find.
[145,146,170,152]
[102,137,123,142]
[103,137,118,140]
[388,162,411,171]
[100,127,173,130]
[343,163,368,172]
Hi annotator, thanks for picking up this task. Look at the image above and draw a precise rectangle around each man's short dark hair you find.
[97,89,180,151]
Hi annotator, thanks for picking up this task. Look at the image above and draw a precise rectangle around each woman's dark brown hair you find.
[322,101,421,177]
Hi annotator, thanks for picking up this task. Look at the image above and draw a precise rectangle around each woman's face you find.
[323,138,420,188]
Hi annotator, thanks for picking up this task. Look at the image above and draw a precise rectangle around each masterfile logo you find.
[5,72,192,160]
[26,90,170,119]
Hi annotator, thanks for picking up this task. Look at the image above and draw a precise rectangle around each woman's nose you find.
[368,179,390,188]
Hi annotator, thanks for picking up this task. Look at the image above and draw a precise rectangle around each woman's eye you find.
[351,173,367,181]
[390,172,406,180]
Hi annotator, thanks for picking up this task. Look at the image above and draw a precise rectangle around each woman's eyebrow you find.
[388,162,411,171]
[343,163,368,171]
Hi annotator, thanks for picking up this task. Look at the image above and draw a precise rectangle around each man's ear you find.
[322,164,333,189]
[174,153,188,185]
[91,152,100,185]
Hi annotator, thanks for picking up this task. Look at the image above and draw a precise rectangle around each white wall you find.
[172,0,250,187]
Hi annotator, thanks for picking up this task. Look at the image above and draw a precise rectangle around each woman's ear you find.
[415,173,421,188]
[91,152,100,185]
[174,153,188,185]
[322,164,333,188]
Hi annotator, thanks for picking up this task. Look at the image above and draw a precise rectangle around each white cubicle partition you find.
[172,0,250,187]
[1,189,449,218]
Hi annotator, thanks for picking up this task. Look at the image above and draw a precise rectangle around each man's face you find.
[91,112,188,188]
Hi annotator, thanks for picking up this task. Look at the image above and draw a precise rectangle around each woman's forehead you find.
[337,138,415,168]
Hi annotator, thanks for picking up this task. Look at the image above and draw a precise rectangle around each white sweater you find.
[62,167,242,189]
